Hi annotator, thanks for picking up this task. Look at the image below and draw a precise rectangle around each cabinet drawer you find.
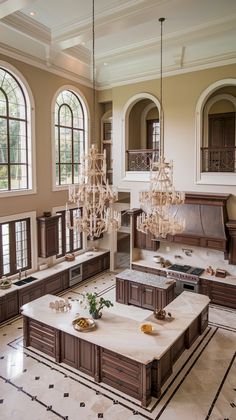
[101,348,140,375]
[29,326,55,346]
[29,319,55,335]
[101,370,141,399]
[30,336,55,357]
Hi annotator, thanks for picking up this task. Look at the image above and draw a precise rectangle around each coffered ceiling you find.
[0,0,236,89]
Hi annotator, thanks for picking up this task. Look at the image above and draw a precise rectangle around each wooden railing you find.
[126,149,159,171]
[201,146,236,172]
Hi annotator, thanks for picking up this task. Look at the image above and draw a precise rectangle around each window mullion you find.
[10,221,16,274]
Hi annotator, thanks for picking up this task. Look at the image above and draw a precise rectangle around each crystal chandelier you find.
[66,0,121,239]
[137,18,185,239]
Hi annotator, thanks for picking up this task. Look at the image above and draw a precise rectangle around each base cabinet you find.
[82,252,110,280]
[116,278,174,310]
[44,270,69,295]
[18,282,45,310]
[132,263,167,277]
[199,279,236,309]
[60,332,95,377]
[0,291,18,322]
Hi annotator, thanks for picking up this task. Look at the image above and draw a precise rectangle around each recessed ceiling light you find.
[81,41,86,46]
[103,62,108,66]
[30,11,36,16]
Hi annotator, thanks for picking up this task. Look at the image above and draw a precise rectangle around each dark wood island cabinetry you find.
[22,292,210,408]
[116,269,175,310]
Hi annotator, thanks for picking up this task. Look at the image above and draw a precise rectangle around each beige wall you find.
[0,53,96,218]
[107,63,236,218]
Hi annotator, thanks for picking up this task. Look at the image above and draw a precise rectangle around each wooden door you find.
[208,112,235,172]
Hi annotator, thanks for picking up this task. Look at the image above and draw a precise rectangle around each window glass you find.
[0,68,30,191]
[0,217,31,276]
[56,209,82,258]
[55,90,85,186]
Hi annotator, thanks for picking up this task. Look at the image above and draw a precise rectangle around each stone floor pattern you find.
[0,270,236,420]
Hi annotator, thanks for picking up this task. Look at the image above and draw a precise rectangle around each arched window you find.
[0,67,32,191]
[54,89,86,186]
[195,79,236,185]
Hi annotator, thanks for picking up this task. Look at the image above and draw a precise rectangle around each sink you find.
[14,276,38,286]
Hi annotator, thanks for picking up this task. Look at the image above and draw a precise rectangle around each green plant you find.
[86,292,113,316]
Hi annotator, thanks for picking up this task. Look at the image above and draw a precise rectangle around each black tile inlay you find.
[96,391,100,395]
[0,356,4,359]
[49,384,54,389]
[46,405,52,411]
[64,417,68,420]
[63,393,69,397]
[113,400,119,405]
[17,386,23,391]
[132,411,139,415]
[17,327,23,329]
[3,333,7,336]
[230,402,236,408]
[35,376,40,380]
[23,369,27,373]
[0,399,3,404]
[31,396,37,401]
[98,414,103,418]
[80,402,85,407]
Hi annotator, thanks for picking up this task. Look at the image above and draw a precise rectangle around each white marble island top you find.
[116,269,175,289]
[21,292,210,365]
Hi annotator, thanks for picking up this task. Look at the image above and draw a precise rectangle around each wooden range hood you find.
[166,192,230,252]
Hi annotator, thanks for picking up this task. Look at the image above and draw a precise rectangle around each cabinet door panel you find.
[128,282,142,306]
[5,291,18,319]
[116,279,128,304]
[142,285,155,310]
[44,274,63,295]
[78,340,95,376]
[60,332,78,368]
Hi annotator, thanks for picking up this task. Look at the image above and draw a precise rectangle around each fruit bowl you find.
[140,323,153,334]
[72,317,96,332]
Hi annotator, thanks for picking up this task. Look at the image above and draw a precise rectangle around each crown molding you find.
[65,45,91,65]
[0,43,92,88]
[1,11,51,44]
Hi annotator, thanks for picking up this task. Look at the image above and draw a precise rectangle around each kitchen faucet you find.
[18,269,22,280]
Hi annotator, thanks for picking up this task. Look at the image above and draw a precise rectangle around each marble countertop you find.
[116,269,175,289]
[132,259,236,286]
[0,250,109,298]
[21,291,210,365]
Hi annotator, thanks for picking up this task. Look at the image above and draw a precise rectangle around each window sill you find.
[197,172,236,186]
[0,187,37,198]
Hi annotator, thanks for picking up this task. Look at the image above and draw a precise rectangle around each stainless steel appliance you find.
[167,264,204,295]
[69,264,83,287]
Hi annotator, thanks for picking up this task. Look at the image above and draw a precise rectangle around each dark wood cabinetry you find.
[44,270,69,295]
[37,215,60,258]
[25,318,57,358]
[0,291,18,322]
[116,276,175,310]
[129,209,158,251]
[60,332,95,376]
[199,278,236,309]
[82,252,110,280]
[100,348,145,402]
[18,281,45,309]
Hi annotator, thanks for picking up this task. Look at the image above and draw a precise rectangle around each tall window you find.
[147,119,160,150]
[0,68,31,191]
[55,90,85,186]
[56,209,82,258]
[0,218,31,276]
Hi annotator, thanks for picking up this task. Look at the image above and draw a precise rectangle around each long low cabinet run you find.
[22,293,209,408]
[199,278,236,309]
[0,251,110,323]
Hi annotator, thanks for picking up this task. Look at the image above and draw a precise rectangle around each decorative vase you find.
[91,311,102,320]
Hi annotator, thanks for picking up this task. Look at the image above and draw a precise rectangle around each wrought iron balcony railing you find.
[201,146,236,172]
[126,149,159,171]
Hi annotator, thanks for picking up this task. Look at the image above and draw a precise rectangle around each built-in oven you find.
[175,279,199,296]
[69,264,83,287]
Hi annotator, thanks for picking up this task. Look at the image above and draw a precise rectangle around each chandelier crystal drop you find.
[66,1,121,239]
[137,18,185,239]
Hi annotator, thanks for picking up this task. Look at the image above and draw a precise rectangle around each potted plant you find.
[85,292,113,319]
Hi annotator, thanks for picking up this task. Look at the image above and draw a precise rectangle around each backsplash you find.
[138,243,236,276]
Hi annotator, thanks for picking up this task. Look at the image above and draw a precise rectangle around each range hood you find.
[165,193,230,252]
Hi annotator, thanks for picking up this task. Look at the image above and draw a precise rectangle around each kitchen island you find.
[116,269,175,309]
[22,292,210,407]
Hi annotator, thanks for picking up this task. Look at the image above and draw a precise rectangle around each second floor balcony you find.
[201,146,236,172]
[126,149,159,171]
